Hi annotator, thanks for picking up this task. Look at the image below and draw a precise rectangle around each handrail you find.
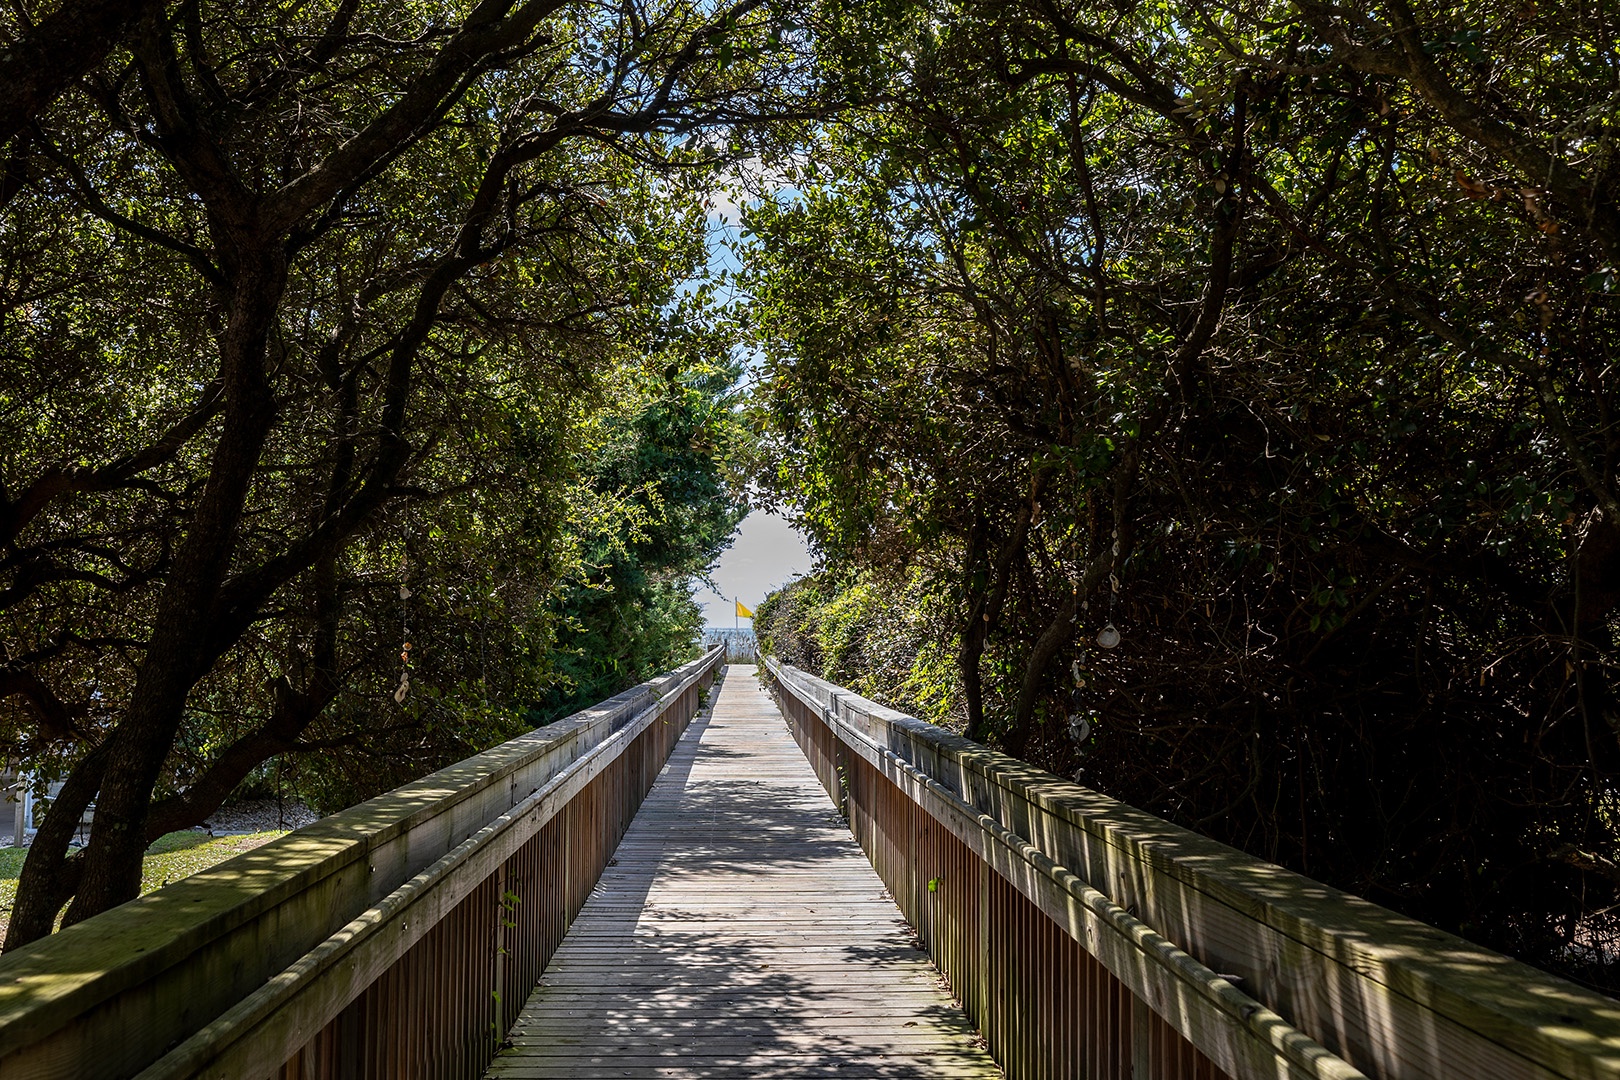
[0,645,723,1080]
[766,657,1620,1080]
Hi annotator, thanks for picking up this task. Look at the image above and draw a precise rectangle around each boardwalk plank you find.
[484,665,1000,1080]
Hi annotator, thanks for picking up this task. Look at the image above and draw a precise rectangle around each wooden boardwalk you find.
[485,664,1000,1079]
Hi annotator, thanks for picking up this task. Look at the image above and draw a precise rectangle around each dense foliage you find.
[743,0,1620,987]
[530,356,748,725]
[287,357,746,815]
[0,0,796,945]
[7,0,1620,998]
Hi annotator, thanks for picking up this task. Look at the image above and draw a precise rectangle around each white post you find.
[12,777,27,847]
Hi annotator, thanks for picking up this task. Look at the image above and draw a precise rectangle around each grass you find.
[0,829,286,940]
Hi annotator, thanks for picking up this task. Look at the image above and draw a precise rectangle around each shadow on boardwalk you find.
[486,666,999,1079]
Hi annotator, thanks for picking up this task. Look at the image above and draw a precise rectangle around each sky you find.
[688,168,816,628]
[695,510,814,628]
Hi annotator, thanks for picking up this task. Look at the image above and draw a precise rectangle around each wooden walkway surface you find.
[485,664,1000,1079]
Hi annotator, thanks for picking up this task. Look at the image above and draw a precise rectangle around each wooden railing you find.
[0,646,723,1080]
[766,658,1620,1080]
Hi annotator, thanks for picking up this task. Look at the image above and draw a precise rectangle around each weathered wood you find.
[0,648,721,1080]
[484,665,1001,1080]
[768,659,1620,1080]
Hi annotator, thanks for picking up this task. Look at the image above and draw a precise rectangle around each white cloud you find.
[704,154,807,227]
[694,510,814,627]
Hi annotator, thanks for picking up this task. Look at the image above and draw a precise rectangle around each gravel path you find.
[198,797,318,834]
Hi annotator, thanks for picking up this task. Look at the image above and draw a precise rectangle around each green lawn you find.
[0,829,286,939]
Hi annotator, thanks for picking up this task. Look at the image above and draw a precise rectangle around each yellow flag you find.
[735,600,754,619]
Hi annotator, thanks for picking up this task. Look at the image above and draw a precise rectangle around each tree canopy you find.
[5,0,1620,997]
[744,0,1620,987]
[0,0,800,946]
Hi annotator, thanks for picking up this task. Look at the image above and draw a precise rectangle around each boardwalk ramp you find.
[486,664,999,1078]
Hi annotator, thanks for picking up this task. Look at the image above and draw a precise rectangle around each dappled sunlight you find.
[0,677,693,1004]
[769,660,1620,1078]
[492,665,1000,1077]
[20,657,1620,1078]
[0,712,606,1030]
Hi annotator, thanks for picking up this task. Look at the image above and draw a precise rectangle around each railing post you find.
[1131,991,1151,1080]
[823,696,843,816]
[977,857,991,1040]
[493,861,507,1050]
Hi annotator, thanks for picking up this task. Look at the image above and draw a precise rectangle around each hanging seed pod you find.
[1096,623,1121,649]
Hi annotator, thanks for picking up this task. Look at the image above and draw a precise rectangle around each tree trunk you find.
[6,252,288,945]
[961,502,1033,743]
[2,745,104,949]
[62,252,284,928]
